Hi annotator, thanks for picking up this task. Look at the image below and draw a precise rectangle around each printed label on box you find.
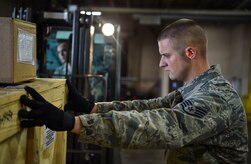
[17,28,35,65]
[43,126,56,150]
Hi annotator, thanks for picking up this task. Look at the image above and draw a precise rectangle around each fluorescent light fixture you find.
[80,11,85,14]
[92,11,102,16]
[80,11,102,16]
[86,11,92,15]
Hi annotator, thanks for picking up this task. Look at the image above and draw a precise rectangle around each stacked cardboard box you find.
[0,17,36,84]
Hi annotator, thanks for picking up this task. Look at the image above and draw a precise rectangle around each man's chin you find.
[168,75,175,80]
[167,72,176,80]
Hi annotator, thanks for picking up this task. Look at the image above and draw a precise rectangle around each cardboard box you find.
[0,78,67,164]
[0,17,36,84]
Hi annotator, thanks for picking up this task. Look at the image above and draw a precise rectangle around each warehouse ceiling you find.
[20,0,251,21]
[70,0,251,10]
[40,0,251,13]
[63,0,251,23]
[13,0,251,17]
[18,0,251,38]
[59,0,251,38]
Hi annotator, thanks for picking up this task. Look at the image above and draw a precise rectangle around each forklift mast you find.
[12,6,121,164]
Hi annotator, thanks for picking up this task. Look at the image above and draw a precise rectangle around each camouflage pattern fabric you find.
[78,65,248,163]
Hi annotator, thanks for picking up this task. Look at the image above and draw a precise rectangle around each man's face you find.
[57,46,67,63]
[158,38,189,82]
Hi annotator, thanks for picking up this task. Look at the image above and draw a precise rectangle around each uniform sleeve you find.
[96,90,182,113]
[77,91,231,149]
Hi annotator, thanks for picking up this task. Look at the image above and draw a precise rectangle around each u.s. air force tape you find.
[180,100,207,118]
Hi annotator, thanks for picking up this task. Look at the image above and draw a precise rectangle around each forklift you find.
[12,6,121,164]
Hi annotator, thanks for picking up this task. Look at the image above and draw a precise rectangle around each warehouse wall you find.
[127,26,160,97]
[206,23,251,96]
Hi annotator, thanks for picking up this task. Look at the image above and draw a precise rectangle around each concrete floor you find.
[121,149,165,164]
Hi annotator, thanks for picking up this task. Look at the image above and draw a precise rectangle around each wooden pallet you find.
[0,78,67,164]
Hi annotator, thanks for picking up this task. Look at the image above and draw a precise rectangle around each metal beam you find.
[79,7,251,21]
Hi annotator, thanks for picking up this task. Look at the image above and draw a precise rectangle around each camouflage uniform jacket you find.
[78,65,248,163]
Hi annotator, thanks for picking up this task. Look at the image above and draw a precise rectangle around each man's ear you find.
[185,47,196,59]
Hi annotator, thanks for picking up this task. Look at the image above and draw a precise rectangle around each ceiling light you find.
[102,23,115,36]
[80,11,102,16]
[92,11,102,16]
[86,11,92,15]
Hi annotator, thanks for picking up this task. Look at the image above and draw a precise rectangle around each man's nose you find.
[159,56,166,67]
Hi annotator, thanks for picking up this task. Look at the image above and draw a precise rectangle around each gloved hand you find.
[64,79,94,114]
[18,86,75,131]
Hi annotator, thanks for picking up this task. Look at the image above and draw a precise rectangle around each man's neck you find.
[184,61,210,84]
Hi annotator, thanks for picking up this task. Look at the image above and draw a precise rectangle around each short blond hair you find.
[157,18,207,57]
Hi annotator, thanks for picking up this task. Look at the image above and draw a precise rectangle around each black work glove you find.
[18,86,75,131]
[64,79,95,114]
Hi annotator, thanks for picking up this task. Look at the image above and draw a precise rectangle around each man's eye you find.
[164,54,171,58]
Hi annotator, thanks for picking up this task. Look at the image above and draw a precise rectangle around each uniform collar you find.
[178,64,221,96]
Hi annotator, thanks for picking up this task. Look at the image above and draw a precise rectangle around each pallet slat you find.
[0,78,67,164]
